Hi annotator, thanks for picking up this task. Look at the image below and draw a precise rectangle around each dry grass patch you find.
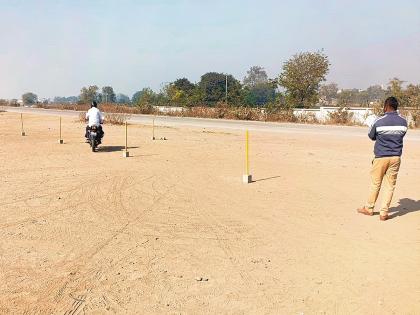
[105,113,131,125]
[78,112,86,123]
[326,107,355,125]
[77,111,130,125]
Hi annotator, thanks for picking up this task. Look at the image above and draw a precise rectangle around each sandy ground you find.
[0,111,419,315]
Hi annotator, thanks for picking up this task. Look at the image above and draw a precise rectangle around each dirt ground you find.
[1,112,419,315]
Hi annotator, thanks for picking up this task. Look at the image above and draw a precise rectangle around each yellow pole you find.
[152,117,155,140]
[59,116,62,140]
[245,130,249,175]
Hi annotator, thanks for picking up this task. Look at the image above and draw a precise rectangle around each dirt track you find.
[1,112,419,314]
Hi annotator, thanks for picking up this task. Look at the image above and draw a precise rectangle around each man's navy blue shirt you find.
[368,111,408,158]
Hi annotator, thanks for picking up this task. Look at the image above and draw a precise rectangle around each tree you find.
[80,85,99,104]
[337,89,357,107]
[387,78,406,106]
[319,83,338,105]
[243,84,276,107]
[278,51,330,108]
[198,72,242,106]
[131,88,156,113]
[22,92,38,105]
[116,93,130,104]
[153,90,170,106]
[132,90,144,104]
[243,66,269,87]
[356,90,369,106]
[405,84,420,108]
[162,78,197,107]
[242,66,276,107]
[164,83,186,106]
[333,88,379,107]
[366,85,386,103]
[53,96,79,103]
[173,78,195,95]
[101,86,116,103]
[135,88,156,107]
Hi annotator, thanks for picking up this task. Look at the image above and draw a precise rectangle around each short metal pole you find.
[21,113,25,136]
[59,116,63,144]
[123,121,129,157]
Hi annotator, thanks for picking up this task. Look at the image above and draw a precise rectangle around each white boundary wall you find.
[153,106,378,126]
[154,106,184,113]
[293,107,376,126]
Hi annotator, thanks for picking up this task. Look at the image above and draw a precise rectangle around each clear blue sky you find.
[0,0,419,99]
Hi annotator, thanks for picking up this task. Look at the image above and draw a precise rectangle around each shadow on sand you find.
[98,146,139,152]
[252,175,282,183]
[388,198,420,219]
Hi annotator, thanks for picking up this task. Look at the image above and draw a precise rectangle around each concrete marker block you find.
[243,174,252,184]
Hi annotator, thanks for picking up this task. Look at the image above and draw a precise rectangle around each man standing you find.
[358,97,408,221]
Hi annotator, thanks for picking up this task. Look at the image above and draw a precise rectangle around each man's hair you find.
[91,100,98,108]
[384,96,399,110]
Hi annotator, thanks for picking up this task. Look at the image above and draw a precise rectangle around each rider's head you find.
[91,100,98,108]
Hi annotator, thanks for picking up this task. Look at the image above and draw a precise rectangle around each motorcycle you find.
[87,125,101,152]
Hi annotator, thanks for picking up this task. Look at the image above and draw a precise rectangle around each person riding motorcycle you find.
[85,101,104,143]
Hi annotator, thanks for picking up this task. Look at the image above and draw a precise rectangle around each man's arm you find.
[402,119,408,138]
[368,122,377,141]
[99,111,105,124]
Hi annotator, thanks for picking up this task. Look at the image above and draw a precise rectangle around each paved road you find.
[3,106,420,140]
